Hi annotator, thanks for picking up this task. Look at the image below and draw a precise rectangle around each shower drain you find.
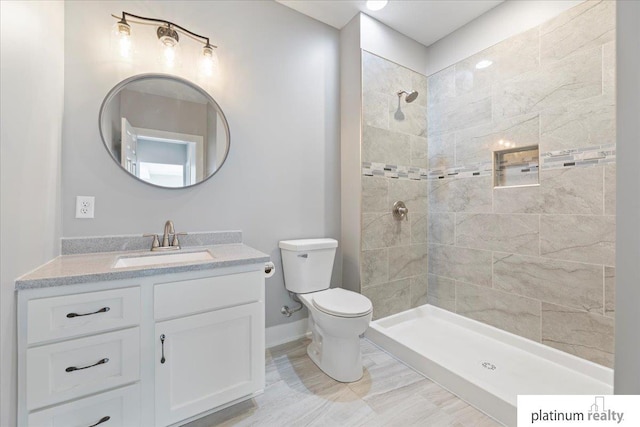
[481,362,497,371]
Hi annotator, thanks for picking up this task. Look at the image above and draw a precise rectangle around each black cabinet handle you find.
[66,307,110,318]
[160,334,166,364]
[66,357,109,372]
[88,416,111,427]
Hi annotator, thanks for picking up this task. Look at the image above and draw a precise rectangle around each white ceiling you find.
[276,0,504,47]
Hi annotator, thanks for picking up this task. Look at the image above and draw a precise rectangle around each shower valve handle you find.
[392,201,408,221]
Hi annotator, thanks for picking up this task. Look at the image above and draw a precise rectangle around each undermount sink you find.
[113,250,214,269]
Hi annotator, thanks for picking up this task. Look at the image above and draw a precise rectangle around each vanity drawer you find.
[27,328,140,410]
[154,270,263,320]
[28,287,140,344]
[27,384,140,427]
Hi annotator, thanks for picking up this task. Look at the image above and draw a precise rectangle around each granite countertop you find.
[15,244,270,290]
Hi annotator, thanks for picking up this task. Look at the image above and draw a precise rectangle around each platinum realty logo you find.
[518,395,640,426]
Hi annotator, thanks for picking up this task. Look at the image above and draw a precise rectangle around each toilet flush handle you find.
[392,201,409,220]
[297,254,308,258]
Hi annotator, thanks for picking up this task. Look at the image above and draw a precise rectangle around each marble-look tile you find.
[494,166,604,215]
[428,243,492,287]
[410,135,428,168]
[605,266,615,318]
[603,41,616,98]
[604,163,616,215]
[427,132,455,171]
[361,248,388,288]
[411,72,428,108]
[494,48,602,120]
[429,87,492,135]
[410,274,429,307]
[410,213,428,244]
[388,244,428,281]
[455,113,539,166]
[362,279,411,320]
[456,27,539,95]
[428,176,493,213]
[389,100,427,137]
[363,90,390,130]
[362,125,411,166]
[456,214,540,256]
[540,0,615,64]
[363,51,412,97]
[362,176,388,213]
[540,95,615,152]
[427,274,456,312]
[540,214,615,265]
[541,302,614,367]
[456,282,542,341]
[389,178,427,213]
[493,253,604,313]
[427,212,455,245]
[427,66,455,106]
[362,212,410,250]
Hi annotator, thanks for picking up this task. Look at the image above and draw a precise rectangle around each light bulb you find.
[366,0,388,11]
[199,44,219,77]
[111,20,132,59]
[475,59,493,69]
[157,25,181,68]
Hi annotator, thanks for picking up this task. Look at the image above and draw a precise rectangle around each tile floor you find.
[187,338,501,427]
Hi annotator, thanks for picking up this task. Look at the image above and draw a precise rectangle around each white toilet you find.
[279,238,373,382]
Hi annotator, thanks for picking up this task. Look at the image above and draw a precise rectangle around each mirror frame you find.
[98,73,230,189]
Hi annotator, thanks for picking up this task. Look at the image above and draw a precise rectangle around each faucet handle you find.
[143,233,160,250]
[171,232,187,248]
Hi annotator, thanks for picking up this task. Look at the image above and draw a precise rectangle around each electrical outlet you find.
[75,196,95,219]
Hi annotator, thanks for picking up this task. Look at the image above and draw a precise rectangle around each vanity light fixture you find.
[366,0,388,11]
[110,12,219,74]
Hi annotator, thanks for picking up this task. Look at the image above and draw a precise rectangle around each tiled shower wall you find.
[426,0,616,367]
[360,51,429,319]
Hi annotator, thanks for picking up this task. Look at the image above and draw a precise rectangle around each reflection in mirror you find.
[100,74,229,188]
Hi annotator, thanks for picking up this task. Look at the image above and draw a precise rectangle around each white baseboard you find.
[265,318,310,348]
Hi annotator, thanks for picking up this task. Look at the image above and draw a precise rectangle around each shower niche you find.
[493,145,539,188]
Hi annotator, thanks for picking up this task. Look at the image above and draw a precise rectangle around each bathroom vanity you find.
[15,235,269,427]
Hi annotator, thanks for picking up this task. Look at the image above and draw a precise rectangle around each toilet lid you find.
[312,288,372,318]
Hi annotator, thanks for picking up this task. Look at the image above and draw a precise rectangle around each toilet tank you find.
[279,238,338,294]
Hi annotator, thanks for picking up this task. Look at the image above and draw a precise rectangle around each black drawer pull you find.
[160,334,166,364]
[88,416,111,427]
[65,357,109,372]
[66,307,110,318]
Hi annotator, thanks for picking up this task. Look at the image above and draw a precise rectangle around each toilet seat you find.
[312,288,372,318]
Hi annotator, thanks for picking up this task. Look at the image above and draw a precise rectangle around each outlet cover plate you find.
[75,196,95,219]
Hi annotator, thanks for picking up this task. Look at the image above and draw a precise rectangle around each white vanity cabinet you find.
[17,265,266,427]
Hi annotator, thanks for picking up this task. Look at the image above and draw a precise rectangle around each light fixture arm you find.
[112,11,217,48]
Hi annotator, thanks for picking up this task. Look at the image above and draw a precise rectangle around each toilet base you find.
[306,328,364,383]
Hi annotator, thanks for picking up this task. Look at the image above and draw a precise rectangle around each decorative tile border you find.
[362,144,615,181]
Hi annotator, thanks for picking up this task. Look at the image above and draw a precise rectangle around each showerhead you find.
[398,90,419,103]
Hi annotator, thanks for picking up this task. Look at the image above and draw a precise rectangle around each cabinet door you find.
[155,302,264,426]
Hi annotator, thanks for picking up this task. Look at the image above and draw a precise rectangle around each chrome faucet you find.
[143,220,186,251]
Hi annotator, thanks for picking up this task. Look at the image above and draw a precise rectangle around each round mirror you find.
[99,74,230,188]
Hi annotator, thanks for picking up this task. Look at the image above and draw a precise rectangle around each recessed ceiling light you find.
[475,59,493,69]
[366,0,388,11]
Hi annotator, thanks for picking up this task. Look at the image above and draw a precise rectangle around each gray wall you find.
[614,0,640,394]
[62,0,340,329]
[426,0,615,367]
[0,2,64,426]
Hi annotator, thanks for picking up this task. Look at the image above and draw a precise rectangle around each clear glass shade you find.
[111,21,133,59]
[158,35,181,68]
[199,46,219,77]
